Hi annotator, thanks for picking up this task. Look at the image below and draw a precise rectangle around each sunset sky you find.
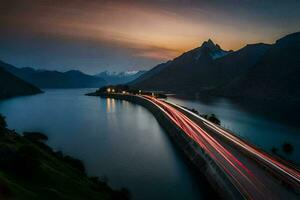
[1,0,299,74]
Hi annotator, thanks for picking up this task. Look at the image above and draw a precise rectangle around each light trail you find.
[166,100,300,188]
[138,95,300,199]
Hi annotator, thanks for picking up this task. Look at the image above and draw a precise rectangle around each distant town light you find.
[139,90,142,94]
[107,88,111,93]
[112,89,115,93]
[122,91,126,94]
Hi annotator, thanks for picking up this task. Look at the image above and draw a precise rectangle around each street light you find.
[107,88,111,93]
[112,89,115,93]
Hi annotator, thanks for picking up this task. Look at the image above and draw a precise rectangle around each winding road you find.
[141,95,300,200]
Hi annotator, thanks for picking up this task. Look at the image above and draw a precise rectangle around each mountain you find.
[132,39,267,92]
[213,43,271,84]
[0,66,42,99]
[96,70,146,85]
[215,32,300,103]
[131,39,230,92]
[0,61,106,88]
[129,61,171,85]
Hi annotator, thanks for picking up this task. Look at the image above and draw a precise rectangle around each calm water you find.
[0,89,210,200]
[168,96,300,165]
[1,89,299,199]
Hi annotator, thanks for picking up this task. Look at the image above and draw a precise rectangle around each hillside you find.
[131,39,269,93]
[0,61,107,89]
[132,40,229,92]
[214,32,300,103]
[129,61,171,86]
[214,43,271,84]
[131,32,300,103]
[0,114,129,200]
[0,67,42,99]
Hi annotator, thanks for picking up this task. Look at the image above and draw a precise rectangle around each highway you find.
[141,95,300,200]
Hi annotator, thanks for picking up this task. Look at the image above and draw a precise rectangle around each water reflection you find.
[173,94,299,129]
[0,89,211,200]
[106,98,116,113]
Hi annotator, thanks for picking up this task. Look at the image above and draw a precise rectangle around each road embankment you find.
[87,92,243,200]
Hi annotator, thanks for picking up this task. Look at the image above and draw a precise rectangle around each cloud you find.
[1,0,300,72]
[133,46,180,60]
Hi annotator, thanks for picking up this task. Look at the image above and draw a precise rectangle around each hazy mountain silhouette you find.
[133,32,300,103]
[1,61,107,88]
[0,66,42,99]
[96,70,146,85]
[132,39,233,92]
[131,39,269,92]
[214,32,300,102]
[129,61,171,86]
[214,43,271,85]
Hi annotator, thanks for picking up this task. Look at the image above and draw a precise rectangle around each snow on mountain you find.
[194,39,231,60]
[96,70,146,85]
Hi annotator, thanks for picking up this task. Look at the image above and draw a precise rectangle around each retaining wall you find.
[95,93,244,199]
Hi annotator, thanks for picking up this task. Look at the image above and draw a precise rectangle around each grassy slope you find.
[0,129,128,200]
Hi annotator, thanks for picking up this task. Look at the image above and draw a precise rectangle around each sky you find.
[0,0,300,74]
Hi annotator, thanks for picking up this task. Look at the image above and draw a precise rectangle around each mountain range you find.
[214,32,300,103]
[1,31,299,103]
[131,32,300,102]
[0,61,106,89]
[95,70,146,85]
[131,39,270,92]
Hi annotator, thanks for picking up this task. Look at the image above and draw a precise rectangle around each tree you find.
[282,143,294,154]
[0,114,7,130]
[63,155,85,174]
[208,114,221,125]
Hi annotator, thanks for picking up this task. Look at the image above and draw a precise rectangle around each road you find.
[141,95,300,200]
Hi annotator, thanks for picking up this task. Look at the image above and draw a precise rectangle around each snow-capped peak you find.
[194,39,231,60]
[96,70,143,78]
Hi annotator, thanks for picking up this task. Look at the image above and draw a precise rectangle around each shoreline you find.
[87,92,243,199]
[0,114,129,200]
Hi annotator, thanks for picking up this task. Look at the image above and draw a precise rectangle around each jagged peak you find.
[207,38,214,44]
[200,39,224,52]
[194,39,230,60]
[201,39,215,47]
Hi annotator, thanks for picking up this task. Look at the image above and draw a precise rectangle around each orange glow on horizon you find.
[2,1,288,62]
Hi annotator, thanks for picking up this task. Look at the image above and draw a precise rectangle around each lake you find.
[0,89,211,200]
[1,89,299,199]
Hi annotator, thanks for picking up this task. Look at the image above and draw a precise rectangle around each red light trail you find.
[141,95,300,199]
